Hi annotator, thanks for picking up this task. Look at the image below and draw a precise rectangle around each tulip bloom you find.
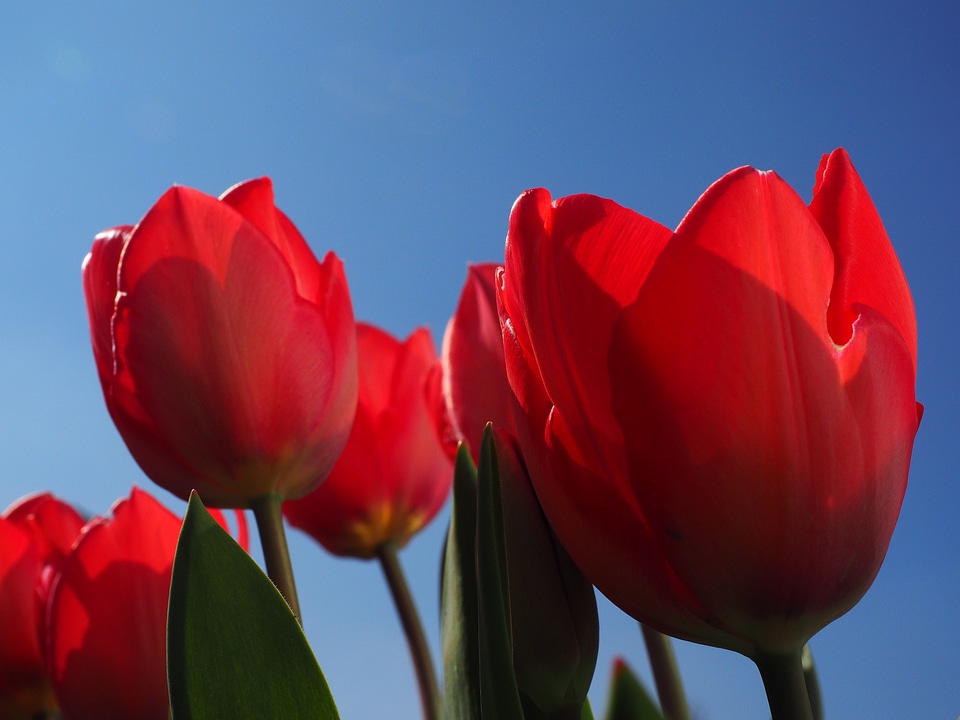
[498,149,921,657]
[0,494,84,718]
[284,323,452,558]
[83,178,358,507]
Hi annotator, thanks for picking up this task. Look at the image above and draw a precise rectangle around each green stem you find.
[640,624,691,720]
[250,493,301,622]
[377,541,440,720]
[755,650,815,720]
[801,644,824,720]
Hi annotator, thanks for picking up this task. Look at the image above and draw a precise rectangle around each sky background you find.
[2,2,958,718]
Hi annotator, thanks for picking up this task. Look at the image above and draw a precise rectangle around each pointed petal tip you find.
[218,176,275,202]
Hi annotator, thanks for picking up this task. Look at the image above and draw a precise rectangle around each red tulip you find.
[83,178,358,507]
[441,263,517,460]
[498,149,921,657]
[0,495,84,718]
[284,323,453,558]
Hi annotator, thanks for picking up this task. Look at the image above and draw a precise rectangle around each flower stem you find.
[755,650,815,720]
[250,493,301,622]
[801,644,824,720]
[377,541,440,720]
[640,624,691,720]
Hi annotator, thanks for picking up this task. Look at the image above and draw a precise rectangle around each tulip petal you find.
[84,225,225,501]
[503,189,672,477]
[4,493,85,566]
[219,178,325,304]
[443,263,517,459]
[810,148,918,369]
[378,329,453,535]
[47,489,180,720]
[0,520,45,696]
[81,227,131,390]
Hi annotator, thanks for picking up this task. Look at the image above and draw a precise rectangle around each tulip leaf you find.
[167,492,340,720]
[475,425,525,720]
[440,443,482,720]
[601,660,665,720]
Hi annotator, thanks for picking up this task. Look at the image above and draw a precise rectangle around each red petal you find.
[5,494,85,578]
[442,263,516,459]
[502,189,672,478]
[47,488,180,720]
[219,178,325,304]
[0,519,46,695]
[809,148,918,370]
[376,328,452,540]
[81,227,130,390]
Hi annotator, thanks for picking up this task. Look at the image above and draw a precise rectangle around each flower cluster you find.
[0,489,245,719]
[1,149,919,720]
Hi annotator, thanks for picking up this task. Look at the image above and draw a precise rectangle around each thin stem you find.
[801,644,824,720]
[640,624,691,720]
[250,493,302,622]
[755,650,815,720]
[377,541,440,720]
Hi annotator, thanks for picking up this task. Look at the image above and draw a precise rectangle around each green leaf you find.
[601,660,665,720]
[440,444,482,720]
[475,426,525,720]
[580,698,596,720]
[167,492,340,720]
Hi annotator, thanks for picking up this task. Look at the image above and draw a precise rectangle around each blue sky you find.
[2,2,958,718]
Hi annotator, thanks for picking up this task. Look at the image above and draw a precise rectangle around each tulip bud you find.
[494,429,599,719]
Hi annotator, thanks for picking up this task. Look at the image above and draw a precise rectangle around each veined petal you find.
[219,178,325,303]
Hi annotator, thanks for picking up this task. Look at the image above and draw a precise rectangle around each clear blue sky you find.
[2,3,957,718]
